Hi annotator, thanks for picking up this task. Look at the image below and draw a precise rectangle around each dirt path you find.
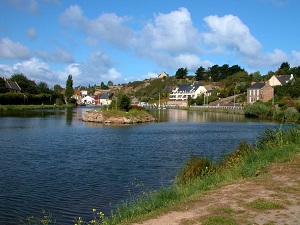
[132,154,300,225]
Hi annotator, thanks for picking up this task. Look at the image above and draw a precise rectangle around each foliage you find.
[53,84,63,94]
[10,73,37,94]
[65,75,73,104]
[176,154,214,184]
[195,66,206,81]
[0,77,8,93]
[118,93,131,111]
[175,67,188,79]
[36,81,51,94]
[244,102,300,123]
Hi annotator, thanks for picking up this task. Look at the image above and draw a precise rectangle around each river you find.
[0,108,279,224]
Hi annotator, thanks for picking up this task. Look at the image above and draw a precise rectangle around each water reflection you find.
[149,109,266,123]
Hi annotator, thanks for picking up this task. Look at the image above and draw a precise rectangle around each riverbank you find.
[0,104,75,110]
[82,109,157,124]
[100,125,300,225]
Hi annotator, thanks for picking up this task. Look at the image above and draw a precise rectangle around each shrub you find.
[176,154,214,184]
[221,141,252,168]
[284,107,299,123]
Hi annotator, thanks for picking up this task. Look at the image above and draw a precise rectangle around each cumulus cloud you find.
[291,50,300,67]
[135,7,206,71]
[0,38,31,59]
[27,27,37,39]
[203,14,262,57]
[139,7,200,53]
[35,49,74,63]
[60,4,134,48]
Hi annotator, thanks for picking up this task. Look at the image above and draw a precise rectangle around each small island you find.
[82,109,157,124]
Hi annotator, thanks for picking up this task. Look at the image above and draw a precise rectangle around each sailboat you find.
[158,93,161,109]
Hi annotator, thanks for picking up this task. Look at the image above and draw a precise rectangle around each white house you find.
[268,74,294,87]
[168,84,207,107]
[81,96,95,105]
[99,93,113,106]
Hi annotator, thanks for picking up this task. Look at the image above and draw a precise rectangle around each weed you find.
[246,198,284,210]
[202,215,238,225]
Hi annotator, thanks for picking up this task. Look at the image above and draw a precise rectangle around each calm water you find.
[0,108,279,224]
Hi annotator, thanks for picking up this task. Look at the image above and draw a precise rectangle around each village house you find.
[247,82,273,104]
[268,74,294,87]
[157,71,169,79]
[2,77,21,93]
[99,93,113,106]
[168,84,207,107]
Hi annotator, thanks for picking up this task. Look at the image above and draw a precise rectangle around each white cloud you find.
[291,50,300,67]
[203,14,262,57]
[0,38,31,59]
[101,68,121,80]
[139,7,200,53]
[27,27,37,39]
[60,4,134,48]
[135,7,207,71]
[246,49,288,71]
[35,49,74,63]
[65,63,81,77]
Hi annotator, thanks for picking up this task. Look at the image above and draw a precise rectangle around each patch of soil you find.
[132,154,300,225]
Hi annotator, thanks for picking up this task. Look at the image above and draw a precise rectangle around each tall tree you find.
[277,62,290,74]
[65,75,73,104]
[195,66,206,81]
[175,67,188,79]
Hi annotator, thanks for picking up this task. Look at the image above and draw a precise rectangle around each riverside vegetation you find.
[21,125,300,225]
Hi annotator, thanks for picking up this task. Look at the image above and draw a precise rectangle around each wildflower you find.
[92,208,97,212]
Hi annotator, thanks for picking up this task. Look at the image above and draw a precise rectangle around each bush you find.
[284,107,299,123]
[176,154,214,184]
[244,102,273,118]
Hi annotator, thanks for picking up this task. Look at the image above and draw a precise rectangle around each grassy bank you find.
[0,104,76,111]
[188,106,245,115]
[99,125,300,225]
[23,125,300,225]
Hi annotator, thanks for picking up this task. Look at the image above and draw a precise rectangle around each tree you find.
[107,80,113,86]
[53,84,63,93]
[36,81,50,94]
[100,81,109,90]
[0,78,8,93]
[208,65,220,82]
[195,66,206,81]
[250,71,262,82]
[65,75,73,104]
[10,73,37,94]
[175,68,188,79]
[117,93,131,111]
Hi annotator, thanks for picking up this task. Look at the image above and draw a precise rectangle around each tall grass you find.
[22,125,300,225]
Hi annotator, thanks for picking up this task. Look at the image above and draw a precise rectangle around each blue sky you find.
[0,0,299,88]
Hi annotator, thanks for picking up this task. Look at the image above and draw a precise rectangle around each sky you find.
[0,0,300,88]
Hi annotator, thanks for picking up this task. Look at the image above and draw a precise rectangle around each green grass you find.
[246,198,285,210]
[202,216,238,225]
